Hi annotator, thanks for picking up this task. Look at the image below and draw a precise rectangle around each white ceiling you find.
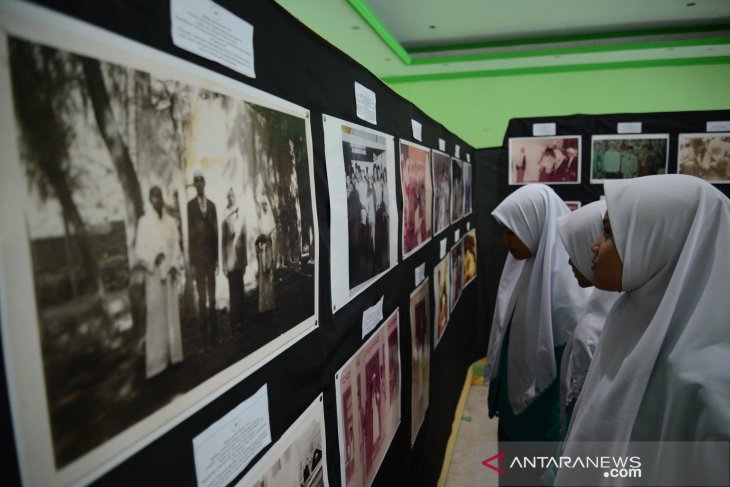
[366,0,730,47]
[275,0,730,80]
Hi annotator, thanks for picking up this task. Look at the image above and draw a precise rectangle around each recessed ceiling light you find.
[385,58,392,61]
[687,2,696,6]
[429,25,436,29]
[351,25,360,30]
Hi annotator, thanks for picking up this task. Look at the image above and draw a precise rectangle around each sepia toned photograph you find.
[431,150,451,236]
[410,279,430,446]
[463,230,477,287]
[450,240,464,311]
[451,158,465,222]
[400,140,433,258]
[677,132,730,183]
[237,396,328,487]
[432,256,450,349]
[0,20,317,485]
[463,162,473,216]
[590,134,668,183]
[508,136,581,185]
[335,310,401,487]
[324,116,398,313]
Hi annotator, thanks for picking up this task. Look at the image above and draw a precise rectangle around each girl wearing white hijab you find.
[556,201,621,433]
[556,175,730,485]
[486,185,590,476]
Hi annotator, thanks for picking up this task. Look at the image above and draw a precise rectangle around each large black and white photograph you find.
[323,115,398,312]
[590,134,668,183]
[0,9,317,485]
[509,136,581,185]
[678,132,730,183]
[431,150,451,236]
[237,396,329,487]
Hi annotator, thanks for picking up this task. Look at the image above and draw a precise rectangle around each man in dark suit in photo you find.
[188,171,219,350]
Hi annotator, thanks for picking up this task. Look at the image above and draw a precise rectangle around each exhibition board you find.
[0,1,481,486]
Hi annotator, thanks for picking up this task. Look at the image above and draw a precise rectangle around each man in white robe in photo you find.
[134,186,184,378]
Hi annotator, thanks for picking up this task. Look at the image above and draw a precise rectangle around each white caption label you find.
[411,119,423,141]
[361,296,384,338]
[707,121,730,132]
[533,123,556,136]
[171,0,255,78]
[439,138,446,151]
[617,122,642,134]
[354,82,377,124]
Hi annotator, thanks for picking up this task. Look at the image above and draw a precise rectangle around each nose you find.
[591,235,602,254]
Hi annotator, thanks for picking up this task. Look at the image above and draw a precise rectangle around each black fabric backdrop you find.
[474,109,730,378]
[0,1,483,486]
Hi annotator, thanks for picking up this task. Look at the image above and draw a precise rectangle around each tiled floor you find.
[444,384,499,487]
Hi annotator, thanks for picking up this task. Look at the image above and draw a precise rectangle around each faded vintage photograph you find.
[509,136,581,185]
[451,158,465,222]
[237,397,328,487]
[400,141,433,258]
[463,162,473,215]
[410,280,430,446]
[463,230,477,287]
[336,310,400,487]
[678,133,730,183]
[324,116,398,313]
[433,256,450,349]
[450,240,464,311]
[7,36,316,468]
[590,134,668,182]
[431,150,451,235]
[343,126,391,289]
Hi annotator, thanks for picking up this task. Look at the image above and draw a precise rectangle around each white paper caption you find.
[411,119,422,141]
[415,263,426,286]
[439,138,446,151]
[533,123,556,136]
[707,121,730,132]
[362,296,384,338]
[467,222,471,231]
[354,82,377,124]
[454,229,460,241]
[617,122,642,134]
[440,239,447,258]
[455,144,461,159]
[466,153,471,163]
[193,385,271,487]
[171,0,255,78]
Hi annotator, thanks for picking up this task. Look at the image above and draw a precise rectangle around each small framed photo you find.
[590,134,668,183]
[677,133,730,183]
[508,136,581,185]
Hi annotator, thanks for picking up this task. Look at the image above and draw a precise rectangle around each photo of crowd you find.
[410,280,430,446]
[433,256,450,349]
[678,133,730,183]
[343,127,391,289]
[590,134,668,182]
[451,158,464,222]
[509,136,581,185]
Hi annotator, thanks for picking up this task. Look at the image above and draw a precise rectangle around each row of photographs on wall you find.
[0,5,475,487]
[323,116,473,313]
[334,229,477,487]
[508,133,730,185]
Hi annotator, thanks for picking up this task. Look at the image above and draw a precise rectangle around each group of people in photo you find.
[486,175,729,485]
[134,171,277,378]
[592,138,667,179]
[346,159,390,288]
[679,135,730,181]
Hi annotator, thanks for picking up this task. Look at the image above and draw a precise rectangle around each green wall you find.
[387,63,730,148]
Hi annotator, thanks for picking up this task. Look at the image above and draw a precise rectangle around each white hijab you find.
[485,184,590,414]
[557,201,620,418]
[558,175,730,484]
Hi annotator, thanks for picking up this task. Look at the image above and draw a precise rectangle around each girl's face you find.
[591,213,623,291]
[501,225,532,260]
